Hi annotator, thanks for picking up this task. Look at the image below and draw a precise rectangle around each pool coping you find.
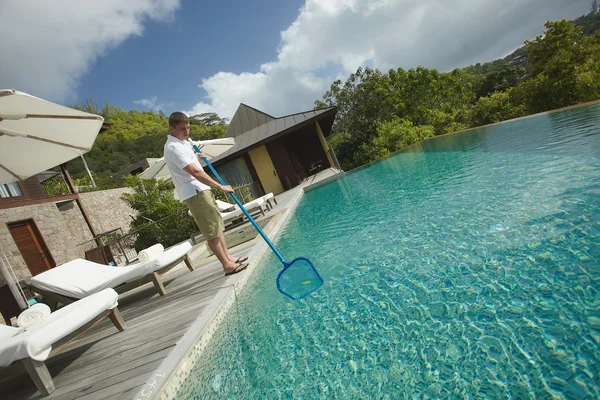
[132,188,305,400]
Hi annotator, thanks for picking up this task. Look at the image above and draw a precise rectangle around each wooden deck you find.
[0,168,343,399]
[0,239,255,399]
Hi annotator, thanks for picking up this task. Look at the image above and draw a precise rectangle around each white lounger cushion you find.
[189,197,266,224]
[31,242,192,299]
[242,197,265,210]
[0,288,118,367]
[215,199,236,212]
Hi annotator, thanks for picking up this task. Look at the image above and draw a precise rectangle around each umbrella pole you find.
[80,155,96,189]
[0,250,28,310]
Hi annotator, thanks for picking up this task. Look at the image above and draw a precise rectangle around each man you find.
[164,112,248,276]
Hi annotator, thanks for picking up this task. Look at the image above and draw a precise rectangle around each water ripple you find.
[179,104,600,399]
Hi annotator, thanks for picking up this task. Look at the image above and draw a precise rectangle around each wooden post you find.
[315,121,337,169]
[60,164,98,243]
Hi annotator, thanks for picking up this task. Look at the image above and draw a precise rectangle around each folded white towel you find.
[138,244,164,263]
[17,303,51,329]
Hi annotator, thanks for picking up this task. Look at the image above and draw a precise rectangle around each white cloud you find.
[0,0,179,103]
[188,0,589,120]
[134,95,172,112]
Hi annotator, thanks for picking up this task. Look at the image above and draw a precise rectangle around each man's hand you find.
[220,184,234,193]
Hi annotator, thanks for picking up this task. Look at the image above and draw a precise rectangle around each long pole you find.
[189,140,287,264]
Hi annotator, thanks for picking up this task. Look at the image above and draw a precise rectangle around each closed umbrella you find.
[138,157,171,181]
[138,137,235,181]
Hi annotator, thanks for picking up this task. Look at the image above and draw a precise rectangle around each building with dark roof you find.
[209,104,339,196]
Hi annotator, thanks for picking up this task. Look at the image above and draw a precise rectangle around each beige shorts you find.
[184,190,224,240]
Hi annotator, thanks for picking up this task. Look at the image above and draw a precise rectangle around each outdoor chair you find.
[218,194,276,213]
[188,197,272,244]
[260,192,278,210]
[308,161,323,175]
[191,197,268,227]
[0,288,125,396]
[29,242,193,308]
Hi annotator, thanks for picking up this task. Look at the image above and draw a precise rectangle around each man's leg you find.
[219,234,249,264]
[188,191,248,275]
[207,237,237,273]
[218,234,234,262]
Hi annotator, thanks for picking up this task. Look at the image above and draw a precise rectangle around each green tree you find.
[468,90,527,126]
[316,67,391,169]
[120,176,195,249]
[475,65,527,98]
[317,65,477,169]
[65,107,227,187]
[521,19,600,112]
[190,112,229,126]
[370,118,435,158]
[316,14,600,170]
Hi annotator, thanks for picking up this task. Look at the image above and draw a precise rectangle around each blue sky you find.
[0,0,590,120]
[76,0,304,114]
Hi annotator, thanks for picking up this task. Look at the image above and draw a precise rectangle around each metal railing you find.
[77,209,196,265]
[213,181,263,204]
[76,181,264,265]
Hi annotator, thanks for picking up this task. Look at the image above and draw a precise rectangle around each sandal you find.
[224,263,249,276]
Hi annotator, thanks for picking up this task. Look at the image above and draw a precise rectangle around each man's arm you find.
[183,163,234,193]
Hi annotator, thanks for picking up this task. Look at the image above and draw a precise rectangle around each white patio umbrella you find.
[0,89,104,184]
[0,89,104,309]
[138,157,171,181]
[138,137,235,181]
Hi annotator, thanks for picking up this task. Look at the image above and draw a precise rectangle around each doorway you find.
[8,219,55,276]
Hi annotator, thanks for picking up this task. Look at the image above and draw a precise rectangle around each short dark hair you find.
[169,112,189,127]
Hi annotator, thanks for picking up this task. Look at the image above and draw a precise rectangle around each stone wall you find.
[0,188,136,286]
[0,188,138,324]
[0,201,93,286]
[79,187,136,235]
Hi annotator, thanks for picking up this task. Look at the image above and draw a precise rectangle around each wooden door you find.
[8,220,55,276]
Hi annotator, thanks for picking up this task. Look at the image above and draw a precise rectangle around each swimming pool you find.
[178,104,600,399]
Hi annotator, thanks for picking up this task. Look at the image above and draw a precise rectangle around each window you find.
[0,182,23,198]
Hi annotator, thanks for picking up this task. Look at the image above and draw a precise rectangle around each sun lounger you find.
[216,197,269,215]
[30,242,193,307]
[188,197,270,244]
[216,194,275,211]
[215,199,236,212]
[259,192,277,210]
[0,288,124,395]
[190,197,267,227]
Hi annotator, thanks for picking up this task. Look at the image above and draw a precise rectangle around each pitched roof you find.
[210,105,337,164]
[225,104,275,138]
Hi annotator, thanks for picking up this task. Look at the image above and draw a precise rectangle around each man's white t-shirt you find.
[163,135,210,202]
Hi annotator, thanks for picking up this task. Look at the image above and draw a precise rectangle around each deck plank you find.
[0,171,338,399]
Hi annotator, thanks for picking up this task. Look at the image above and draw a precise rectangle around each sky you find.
[0,0,591,121]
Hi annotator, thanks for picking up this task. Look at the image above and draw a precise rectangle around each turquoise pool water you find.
[180,104,600,399]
